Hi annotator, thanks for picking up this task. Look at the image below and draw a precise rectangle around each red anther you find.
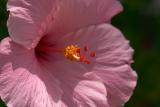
[76,48,81,53]
[80,55,87,62]
[90,52,96,57]
[85,60,91,64]
[84,46,88,52]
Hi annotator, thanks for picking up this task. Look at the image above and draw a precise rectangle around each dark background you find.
[0,0,160,107]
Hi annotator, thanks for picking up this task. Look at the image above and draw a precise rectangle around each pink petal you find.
[0,38,63,107]
[49,0,123,37]
[40,59,109,107]
[93,65,137,107]
[91,25,137,107]
[73,78,109,107]
[1,23,137,107]
[7,0,58,49]
[54,23,137,107]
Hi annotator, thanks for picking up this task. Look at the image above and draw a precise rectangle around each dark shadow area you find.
[0,0,8,39]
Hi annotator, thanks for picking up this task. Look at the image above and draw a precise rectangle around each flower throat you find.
[35,40,96,64]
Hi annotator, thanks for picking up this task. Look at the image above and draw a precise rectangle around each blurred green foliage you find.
[0,0,7,106]
[112,0,160,107]
[0,0,160,107]
[0,0,8,38]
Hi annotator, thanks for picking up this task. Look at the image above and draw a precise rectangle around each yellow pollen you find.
[64,45,80,61]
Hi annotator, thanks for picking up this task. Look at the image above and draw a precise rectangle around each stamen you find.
[79,55,90,64]
[64,44,96,64]
[90,52,96,57]
[64,45,80,61]
[80,55,87,62]
[85,60,91,64]
[76,48,81,53]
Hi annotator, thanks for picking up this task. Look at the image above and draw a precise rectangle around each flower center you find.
[64,45,80,61]
[35,38,96,64]
[64,45,96,64]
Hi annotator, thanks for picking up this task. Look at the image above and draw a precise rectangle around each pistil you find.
[64,44,96,64]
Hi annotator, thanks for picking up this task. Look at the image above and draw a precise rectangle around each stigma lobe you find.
[64,44,96,64]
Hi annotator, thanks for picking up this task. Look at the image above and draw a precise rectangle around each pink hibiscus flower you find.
[0,0,137,107]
